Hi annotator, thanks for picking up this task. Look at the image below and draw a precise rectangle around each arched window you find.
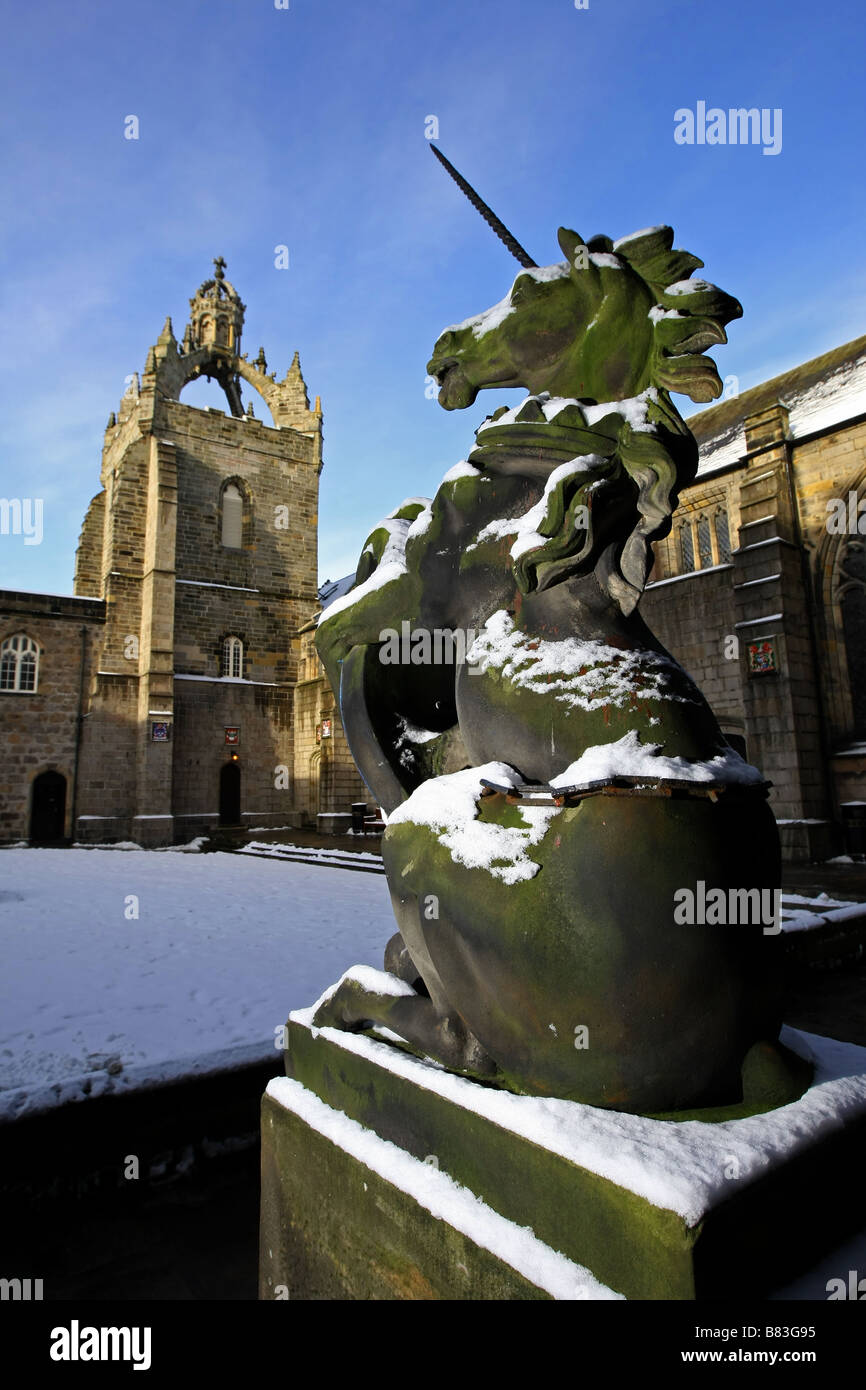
[697,516,713,568]
[222,635,243,679]
[1,634,39,692]
[221,483,243,548]
[680,524,695,574]
[714,509,732,564]
[841,540,866,738]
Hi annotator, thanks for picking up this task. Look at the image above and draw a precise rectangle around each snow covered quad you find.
[314,219,803,1114]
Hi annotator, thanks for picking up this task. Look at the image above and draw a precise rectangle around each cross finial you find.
[213,255,227,280]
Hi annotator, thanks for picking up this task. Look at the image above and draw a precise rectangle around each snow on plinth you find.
[284,1012,866,1229]
[266,1074,621,1301]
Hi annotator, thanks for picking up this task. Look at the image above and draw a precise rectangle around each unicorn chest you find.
[456,610,703,782]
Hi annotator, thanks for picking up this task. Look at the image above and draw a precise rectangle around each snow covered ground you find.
[2,845,864,1299]
[0,848,392,1121]
[2,846,863,1123]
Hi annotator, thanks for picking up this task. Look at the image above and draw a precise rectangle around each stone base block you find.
[131,814,175,847]
[777,819,839,862]
[75,815,130,844]
[174,813,220,839]
[241,811,303,830]
[317,812,352,835]
[259,1016,866,1300]
[260,1087,591,1300]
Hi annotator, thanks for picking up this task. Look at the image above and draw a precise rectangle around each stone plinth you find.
[260,1018,866,1300]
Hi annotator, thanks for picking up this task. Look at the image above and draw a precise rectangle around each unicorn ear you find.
[557,227,586,267]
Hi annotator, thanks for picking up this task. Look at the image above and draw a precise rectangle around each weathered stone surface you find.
[264,1018,866,1301]
[259,1092,550,1301]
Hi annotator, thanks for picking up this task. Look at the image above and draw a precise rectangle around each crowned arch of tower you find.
[128,257,324,444]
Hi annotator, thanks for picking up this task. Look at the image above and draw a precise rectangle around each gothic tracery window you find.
[714,509,732,564]
[680,524,695,573]
[0,633,39,692]
[222,635,243,679]
[697,515,713,568]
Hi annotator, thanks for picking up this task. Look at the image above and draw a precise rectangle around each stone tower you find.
[73,258,325,845]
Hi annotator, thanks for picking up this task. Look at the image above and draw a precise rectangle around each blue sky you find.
[1,0,864,594]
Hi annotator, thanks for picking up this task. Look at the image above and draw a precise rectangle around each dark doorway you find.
[30,770,67,842]
[219,761,241,826]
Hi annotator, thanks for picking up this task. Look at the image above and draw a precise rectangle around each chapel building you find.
[0,260,365,845]
[642,333,866,861]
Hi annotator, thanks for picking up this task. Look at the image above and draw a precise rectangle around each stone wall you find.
[171,677,297,836]
[293,625,369,825]
[0,592,105,841]
[642,566,743,743]
[642,368,866,856]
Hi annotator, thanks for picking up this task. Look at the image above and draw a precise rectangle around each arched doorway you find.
[30,770,66,842]
[219,761,241,825]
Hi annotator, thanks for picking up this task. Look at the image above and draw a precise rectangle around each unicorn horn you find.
[429,144,537,269]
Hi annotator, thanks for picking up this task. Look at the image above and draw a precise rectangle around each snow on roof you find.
[318,572,356,609]
[691,335,866,479]
[783,351,866,437]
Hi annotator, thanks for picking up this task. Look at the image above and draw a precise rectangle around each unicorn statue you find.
[311,148,798,1114]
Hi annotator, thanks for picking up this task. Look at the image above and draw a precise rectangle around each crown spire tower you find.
[185,255,246,357]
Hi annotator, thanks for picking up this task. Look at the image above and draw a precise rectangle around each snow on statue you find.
[311,152,805,1114]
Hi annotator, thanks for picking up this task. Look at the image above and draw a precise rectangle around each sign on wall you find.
[151,722,171,742]
[747,638,778,676]
[321,718,332,739]
[224,727,240,745]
